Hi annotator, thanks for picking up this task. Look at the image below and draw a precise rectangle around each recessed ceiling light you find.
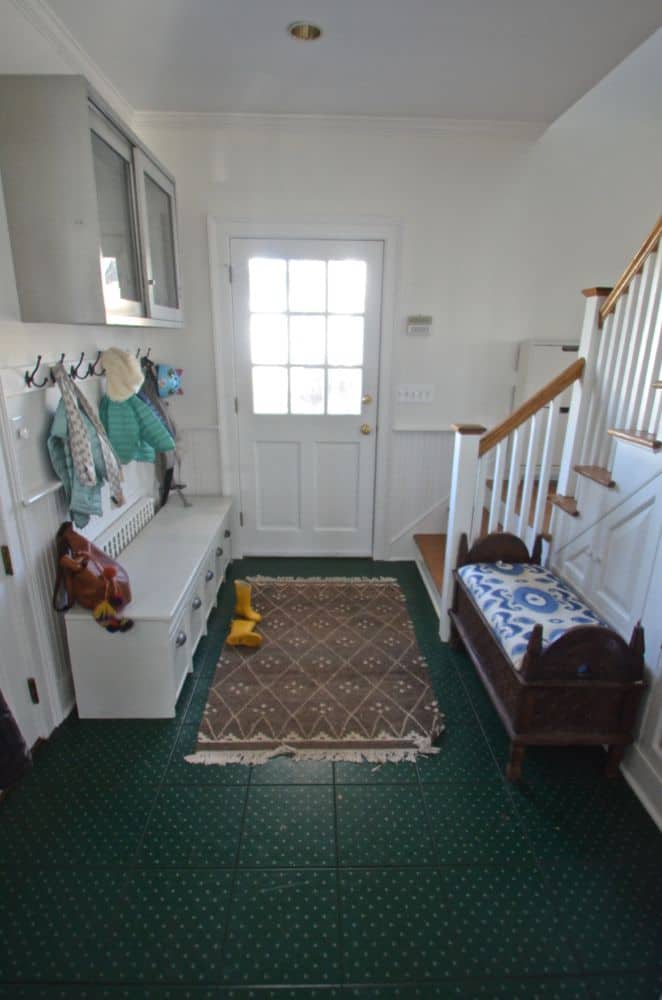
[287,22,322,41]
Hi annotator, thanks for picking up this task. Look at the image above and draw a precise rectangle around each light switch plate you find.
[396,384,434,403]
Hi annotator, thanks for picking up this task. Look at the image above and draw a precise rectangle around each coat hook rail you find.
[24,351,106,387]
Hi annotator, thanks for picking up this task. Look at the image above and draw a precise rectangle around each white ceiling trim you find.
[9,0,135,124]
[134,110,547,140]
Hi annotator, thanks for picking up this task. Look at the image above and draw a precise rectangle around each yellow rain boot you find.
[234,579,262,623]
[226,618,263,648]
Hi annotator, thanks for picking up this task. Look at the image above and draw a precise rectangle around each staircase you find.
[413,216,662,634]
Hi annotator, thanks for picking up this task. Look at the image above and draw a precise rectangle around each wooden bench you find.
[448,531,645,780]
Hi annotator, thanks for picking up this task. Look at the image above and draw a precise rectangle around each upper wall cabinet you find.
[0,75,183,327]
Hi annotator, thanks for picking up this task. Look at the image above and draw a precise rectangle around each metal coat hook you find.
[25,355,48,388]
[70,352,89,380]
[87,351,105,377]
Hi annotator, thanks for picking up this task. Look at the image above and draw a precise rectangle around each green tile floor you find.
[1,559,661,999]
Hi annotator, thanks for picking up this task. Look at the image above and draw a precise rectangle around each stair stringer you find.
[549,438,662,553]
[549,447,662,829]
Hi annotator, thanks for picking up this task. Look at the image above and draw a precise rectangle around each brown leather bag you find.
[53,522,131,613]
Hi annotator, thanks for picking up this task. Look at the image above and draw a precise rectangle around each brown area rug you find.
[187,576,444,766]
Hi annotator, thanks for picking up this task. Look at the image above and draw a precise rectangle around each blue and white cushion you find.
[457,562,607,670]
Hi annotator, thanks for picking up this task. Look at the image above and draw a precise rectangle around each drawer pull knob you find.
[205,569,215,582]
[192,596,202,610]
[175,631,187,647]
[224,529,231,538]
[216,546,223,557]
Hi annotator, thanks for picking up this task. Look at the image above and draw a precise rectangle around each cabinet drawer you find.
[170,606,192,694]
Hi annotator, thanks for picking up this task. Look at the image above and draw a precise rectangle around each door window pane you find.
[328,259,366,314]
[249,258,287,312]
[144,173,178,308]
[291,367,325,414]
[327,368,362,414]
[289,315,326,365]
[288,259,326,313]
[327,315,364,366]
[91,132,141,306]
[250,314,288,364]
[252,366,288,414]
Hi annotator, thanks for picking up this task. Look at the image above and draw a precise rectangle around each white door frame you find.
[208,216,401,560]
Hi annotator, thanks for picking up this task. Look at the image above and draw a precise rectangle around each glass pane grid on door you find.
[248,257,366,415]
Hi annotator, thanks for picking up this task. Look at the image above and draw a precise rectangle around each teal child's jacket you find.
[47,400,108,528]
[99,395,175,464]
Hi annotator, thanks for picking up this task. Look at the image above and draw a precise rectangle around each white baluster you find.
[471,454,488,544]
[488,442,506,533]
[532,399,560,541]
[557,292,605,495]
[626,248,662,431]
[614,254,656,435]
[502,426,524,534]
[600,275,640,467]
[518,414,542,545]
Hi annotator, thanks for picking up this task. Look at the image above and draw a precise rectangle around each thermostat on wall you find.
[406,315,433,336]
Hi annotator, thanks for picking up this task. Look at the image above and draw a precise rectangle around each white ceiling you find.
[44,0,662,123]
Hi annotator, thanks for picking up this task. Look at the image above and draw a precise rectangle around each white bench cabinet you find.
[65,496,232,718]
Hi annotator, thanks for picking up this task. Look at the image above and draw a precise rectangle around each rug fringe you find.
[185,743,441,767]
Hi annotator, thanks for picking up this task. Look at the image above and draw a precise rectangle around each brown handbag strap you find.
[52,523,75,612]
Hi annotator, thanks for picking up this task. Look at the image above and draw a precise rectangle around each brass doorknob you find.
[360,423,372,435]
[362,393,373,405]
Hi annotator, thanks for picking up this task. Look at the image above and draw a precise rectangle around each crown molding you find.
[134,109,547,140]
[9,0,135,125]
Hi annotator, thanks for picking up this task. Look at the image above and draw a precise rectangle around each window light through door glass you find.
[252,365,288,413]
[327,368,362,414]
[328,259,366,314]
[247,255,368,416]
[290,367,325,414]
[288,259,326,313]
[289,315,326,365]
[250,314,288,365]
[327,315,364,366]
[249,258,287,312]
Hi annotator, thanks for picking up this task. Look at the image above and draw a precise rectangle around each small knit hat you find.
[101,348,144,402]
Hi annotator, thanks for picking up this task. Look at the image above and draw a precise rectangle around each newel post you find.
[439,423,485,641]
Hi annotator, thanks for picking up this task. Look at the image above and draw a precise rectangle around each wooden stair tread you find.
[414,533,446,591]
[574,465,616,488]
[549,494,579,516]
[607,428,662,450]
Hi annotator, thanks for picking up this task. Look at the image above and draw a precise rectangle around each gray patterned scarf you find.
[52,362,125,507]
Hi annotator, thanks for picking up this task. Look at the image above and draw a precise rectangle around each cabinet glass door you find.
[135,150,182,323]
[89,108,145,319]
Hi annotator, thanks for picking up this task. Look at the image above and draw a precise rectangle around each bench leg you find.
[605,745,625,778]
[448,617,464,652]
[506,743,526,781]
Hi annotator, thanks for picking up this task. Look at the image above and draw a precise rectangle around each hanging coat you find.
[99,394,175,465]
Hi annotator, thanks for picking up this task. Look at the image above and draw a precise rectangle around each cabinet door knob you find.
[224,529,231,538]
[216,546,223,557]
[175,631,187,647]
[205,569,214,582]
[192,596,202,610]
[147,278,155,286]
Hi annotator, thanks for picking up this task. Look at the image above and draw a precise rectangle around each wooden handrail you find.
[599,216,662,325]
[478,358,585,457]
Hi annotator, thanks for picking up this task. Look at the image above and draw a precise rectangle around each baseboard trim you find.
[622,743,662,831]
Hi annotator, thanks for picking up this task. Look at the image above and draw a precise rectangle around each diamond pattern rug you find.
[187,577,445,766]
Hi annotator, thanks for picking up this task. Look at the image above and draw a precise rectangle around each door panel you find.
[231,237,383,555]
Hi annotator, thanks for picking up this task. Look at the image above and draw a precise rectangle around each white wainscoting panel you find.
[387,429,454,559]
[178,426,222,495]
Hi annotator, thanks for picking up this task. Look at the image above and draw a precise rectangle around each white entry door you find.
[231,237,384,555]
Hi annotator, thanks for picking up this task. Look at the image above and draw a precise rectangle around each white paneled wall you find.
[387,430,454,558]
